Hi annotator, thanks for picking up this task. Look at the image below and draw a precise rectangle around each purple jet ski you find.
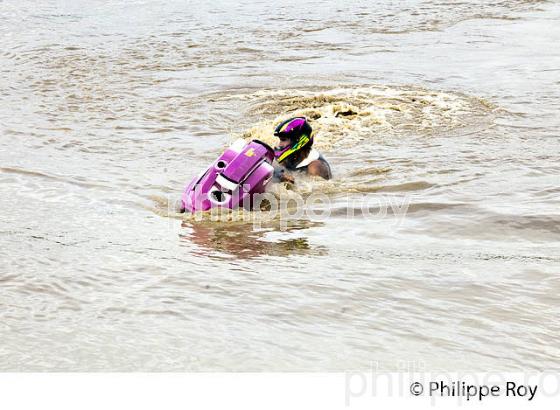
[180,139,275,213]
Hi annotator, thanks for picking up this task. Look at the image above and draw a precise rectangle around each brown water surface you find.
[1,0,559,371]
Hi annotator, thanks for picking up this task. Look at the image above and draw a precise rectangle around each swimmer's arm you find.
[307,160,332,180]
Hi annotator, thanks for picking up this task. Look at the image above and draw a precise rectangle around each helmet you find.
[273,117,313,163]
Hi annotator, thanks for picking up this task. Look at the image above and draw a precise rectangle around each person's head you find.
[273,117,313,164]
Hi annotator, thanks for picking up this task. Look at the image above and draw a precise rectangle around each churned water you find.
[0,0,559,371]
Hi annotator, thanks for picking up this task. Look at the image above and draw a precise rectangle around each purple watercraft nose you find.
[181,139,274,213]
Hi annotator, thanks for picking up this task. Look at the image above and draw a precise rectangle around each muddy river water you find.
[1,0,559,370]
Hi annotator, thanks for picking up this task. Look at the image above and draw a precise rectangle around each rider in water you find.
[273,116,332,183]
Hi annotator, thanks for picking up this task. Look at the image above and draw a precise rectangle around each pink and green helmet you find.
[273,116,313,163]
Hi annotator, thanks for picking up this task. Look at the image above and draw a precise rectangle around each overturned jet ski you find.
[180,139,275,213]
